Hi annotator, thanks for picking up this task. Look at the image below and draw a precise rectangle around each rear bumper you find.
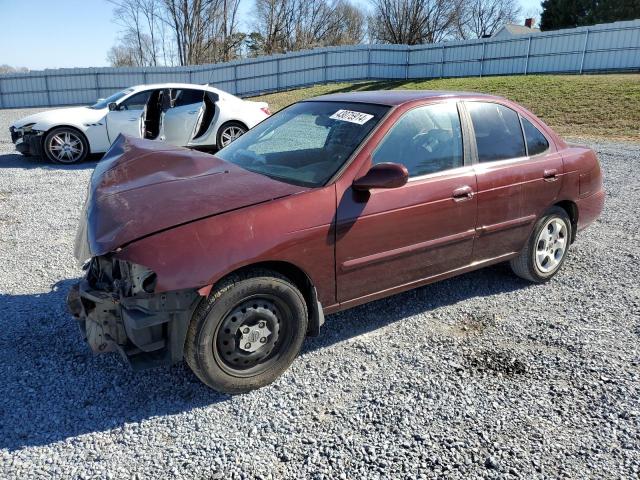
[576,188,605,231]
[67,279,200,369]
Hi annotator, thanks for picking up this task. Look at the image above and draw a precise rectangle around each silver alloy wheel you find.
[219,125,245,147]
[535,217,568,273]
[48,131,84,163]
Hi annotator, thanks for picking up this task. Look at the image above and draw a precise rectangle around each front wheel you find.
[184,270,308,393]
[216,122,247,149]
[510,206,572,283]
[43,127,89,164]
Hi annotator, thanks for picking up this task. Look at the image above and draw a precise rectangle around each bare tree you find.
[106,44,138,67]
[108,0,243,66]
[331,0,366,45]
[457,0,521,39]
[0,65,29,74]
[368,0,463,45]
[254,0,295,54]
[110,0,150,65]
[253,0,366,54]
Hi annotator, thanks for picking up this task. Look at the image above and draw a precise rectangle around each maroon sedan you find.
[68,91,604,392]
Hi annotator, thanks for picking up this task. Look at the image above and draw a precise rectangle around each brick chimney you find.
[525,18,535,28]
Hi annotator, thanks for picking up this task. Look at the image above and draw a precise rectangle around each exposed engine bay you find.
[67,255,200,369]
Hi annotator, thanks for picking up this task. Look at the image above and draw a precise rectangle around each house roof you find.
[493,24,541,37]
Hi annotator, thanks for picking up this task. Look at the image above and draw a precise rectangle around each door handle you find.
[543,169,558,182]
[128,118,138,121]
[188,110,198,114]
[452,185,474,201]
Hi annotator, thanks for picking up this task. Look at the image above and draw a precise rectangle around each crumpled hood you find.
[75,135,309,261]
[12,106,104,129]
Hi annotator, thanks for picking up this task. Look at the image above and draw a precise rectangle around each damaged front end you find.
[10,123,44,156]
[67,256,201,369]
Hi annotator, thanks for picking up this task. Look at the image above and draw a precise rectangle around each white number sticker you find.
[329,109,374,125]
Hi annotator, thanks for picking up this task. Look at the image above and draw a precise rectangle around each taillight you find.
[260,106,271,116]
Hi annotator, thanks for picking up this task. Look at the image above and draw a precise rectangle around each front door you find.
[106,89,152,143]
[465,101,563,262]
[336,101,477,303]
[161,88,205,146]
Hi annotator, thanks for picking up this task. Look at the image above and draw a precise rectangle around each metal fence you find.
[1,19,639,108]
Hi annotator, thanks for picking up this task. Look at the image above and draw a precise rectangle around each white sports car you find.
[9,83,271,164]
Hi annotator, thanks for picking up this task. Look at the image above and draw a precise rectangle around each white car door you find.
[106,90,152,142]
[161,89,205,145]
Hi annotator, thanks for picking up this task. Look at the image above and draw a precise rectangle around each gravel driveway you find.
[0,108,638,479]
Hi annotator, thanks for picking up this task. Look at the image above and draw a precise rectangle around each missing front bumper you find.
[67,280,200,370]
[10,129,43,156]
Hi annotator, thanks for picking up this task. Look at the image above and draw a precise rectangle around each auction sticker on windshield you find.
[330,109,374,125]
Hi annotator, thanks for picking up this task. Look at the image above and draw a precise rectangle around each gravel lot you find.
[0,107,638,479]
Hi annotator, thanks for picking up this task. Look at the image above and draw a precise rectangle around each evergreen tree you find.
[540,0,640,31]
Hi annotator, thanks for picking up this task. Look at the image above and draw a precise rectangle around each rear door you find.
[465,101,563,262]
[161,88,205,145]
[106,90,153,142]
[335,101,477,303]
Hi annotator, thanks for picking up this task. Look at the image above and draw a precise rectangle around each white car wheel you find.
[44,127,89,164]
[217,122,247,148]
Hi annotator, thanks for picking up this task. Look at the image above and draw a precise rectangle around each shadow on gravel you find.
[303,263,527,354]
[0,152,100,170]
[0,265,527,451]
[0,279,228,451]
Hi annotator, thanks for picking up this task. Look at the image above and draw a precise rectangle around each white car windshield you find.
[216,101,390,188]
[89,88,134,109]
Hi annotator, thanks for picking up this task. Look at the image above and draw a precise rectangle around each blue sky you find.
[0,0,543,70]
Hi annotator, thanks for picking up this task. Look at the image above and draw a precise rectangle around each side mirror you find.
[108,102,118,111]
[352,162,409,191]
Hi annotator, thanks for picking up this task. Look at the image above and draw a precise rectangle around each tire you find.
[510,206,572,283]
[184,269,308,393]
[43,127,89,164]
[216,121,247,149]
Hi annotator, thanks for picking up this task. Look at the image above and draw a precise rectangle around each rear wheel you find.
[184,270,308,393]
[43,127,89,164]
[216,121,247,148]
[510,207,572,283]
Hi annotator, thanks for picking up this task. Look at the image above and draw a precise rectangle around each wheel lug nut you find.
[258,321,266,328]
[243,327,250,334]
[260,337,267,343]
[245,342,251,349]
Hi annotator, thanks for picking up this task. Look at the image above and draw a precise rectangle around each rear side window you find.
[521,116,549,156]
[373,102,463,177]
[467,102,525,162]
[120,90,152,110]
[172,89,204,107]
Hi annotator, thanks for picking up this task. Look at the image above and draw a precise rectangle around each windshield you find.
[215,101,390,187]
[89,88,134,109]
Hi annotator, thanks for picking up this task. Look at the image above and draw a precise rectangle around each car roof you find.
[308,90,505,106]
[128,83,235,98]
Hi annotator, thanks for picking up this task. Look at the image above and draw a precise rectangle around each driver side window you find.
[372,103,463,177]
[119,91,152,111]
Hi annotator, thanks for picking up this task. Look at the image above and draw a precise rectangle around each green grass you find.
[251,74,640,140]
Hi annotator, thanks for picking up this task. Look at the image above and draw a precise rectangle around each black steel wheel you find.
[214,296,294,377]
[184,269,308,393]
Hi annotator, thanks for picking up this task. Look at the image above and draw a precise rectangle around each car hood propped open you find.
[75,135,309,261]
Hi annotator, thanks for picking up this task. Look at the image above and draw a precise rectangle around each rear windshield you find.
[215,101,390,187]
